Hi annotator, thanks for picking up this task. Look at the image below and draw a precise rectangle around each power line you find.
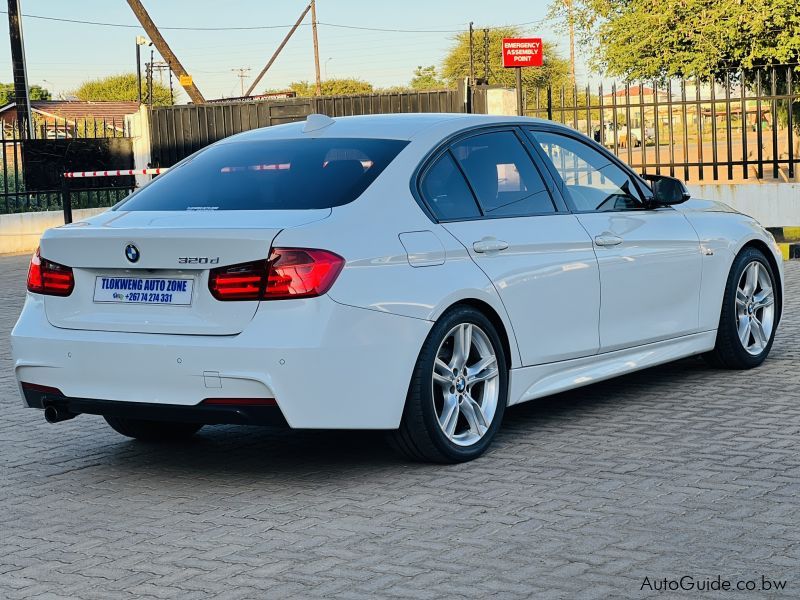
[0,11,298,30]
[318,19,550,33]
[0,9,551,33]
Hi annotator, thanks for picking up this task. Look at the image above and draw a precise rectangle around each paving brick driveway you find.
[1,253,798,599]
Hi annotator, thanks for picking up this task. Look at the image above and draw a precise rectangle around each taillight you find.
[264,248,344,300]
[208,260,267,301]
[208,248,344,301]
[27,248,74,297]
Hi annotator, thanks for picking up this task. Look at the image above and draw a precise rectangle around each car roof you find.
[222,113,558,143]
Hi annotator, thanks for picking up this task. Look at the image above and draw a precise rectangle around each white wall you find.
[124,105,152,188]
[687,183,800,228]
[486,88,518,116]
[0,208,107,255]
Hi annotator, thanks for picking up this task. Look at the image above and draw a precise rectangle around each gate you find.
[149,98,313,168]
[1,117,134,214]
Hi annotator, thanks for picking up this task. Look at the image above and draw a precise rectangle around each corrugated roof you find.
[30,101,140,124]
[602,86,658,98]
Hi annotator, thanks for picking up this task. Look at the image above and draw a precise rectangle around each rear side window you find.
[117,138,408,211]
[451,131,555,217]
[419,152,481,221]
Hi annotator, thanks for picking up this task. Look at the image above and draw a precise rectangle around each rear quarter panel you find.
[271,138,523,367]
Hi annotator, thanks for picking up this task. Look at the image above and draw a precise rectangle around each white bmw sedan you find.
[11,114,783,462]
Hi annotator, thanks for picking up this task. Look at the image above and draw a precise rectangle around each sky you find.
[0,0,585,104]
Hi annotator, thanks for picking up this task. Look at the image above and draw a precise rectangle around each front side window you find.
[117,138,408,211]
[451,131,555,218]
[533,130,644,212]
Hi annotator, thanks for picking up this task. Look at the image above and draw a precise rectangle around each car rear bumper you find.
[11,294,432,429]
[22,384,289,426]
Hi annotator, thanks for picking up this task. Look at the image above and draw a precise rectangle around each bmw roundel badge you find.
[125,244,140,263]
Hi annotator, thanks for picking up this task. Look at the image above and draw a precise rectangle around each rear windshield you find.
[116,138,409,211]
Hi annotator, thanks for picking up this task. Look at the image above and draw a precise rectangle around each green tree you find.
[284,78,374,97]
[0,82,51,104]
[410,65,448,90]
[442,26,569,90]
[72,73,172,105]
[549,0,800,80]
[375,85,413,93]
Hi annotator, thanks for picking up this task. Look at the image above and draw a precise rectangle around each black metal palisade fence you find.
[526,65,799,183]
[0,116,134,214]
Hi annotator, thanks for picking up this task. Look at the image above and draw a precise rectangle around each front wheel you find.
[704,247,779,369]
[104,416,203,442]
[388,306,508,463]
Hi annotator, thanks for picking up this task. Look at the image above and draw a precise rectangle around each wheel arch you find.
[703,237,783,368]
[436,298,516,371]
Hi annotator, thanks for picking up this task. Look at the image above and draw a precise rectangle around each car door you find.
[528,127,703,352]
[418,128,601,366]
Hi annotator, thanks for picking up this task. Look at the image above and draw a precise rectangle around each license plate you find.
[93,276,194,306]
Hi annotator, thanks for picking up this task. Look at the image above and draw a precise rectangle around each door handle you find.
[473,238,509,253]
[594,234,623,247]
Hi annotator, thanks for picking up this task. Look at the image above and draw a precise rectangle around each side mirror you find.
[641,174,691,205]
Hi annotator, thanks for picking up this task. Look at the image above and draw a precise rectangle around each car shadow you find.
[91,357,708,481]
[503,355,707,424]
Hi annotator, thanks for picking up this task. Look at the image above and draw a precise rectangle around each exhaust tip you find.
[44,405,76,424]
[43,405,59,423]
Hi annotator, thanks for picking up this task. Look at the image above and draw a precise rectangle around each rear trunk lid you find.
[40,209,330,335]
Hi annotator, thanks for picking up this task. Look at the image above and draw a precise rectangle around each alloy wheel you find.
[735,260,775,356]
[431,323,500,446]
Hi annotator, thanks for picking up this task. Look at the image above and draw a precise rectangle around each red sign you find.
[502,38,543,68]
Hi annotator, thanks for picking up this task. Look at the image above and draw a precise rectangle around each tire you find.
[104,416,203,442]
[704,247,779,369]
[388,306,509,463]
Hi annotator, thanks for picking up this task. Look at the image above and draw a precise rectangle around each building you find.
[0,101,140,137]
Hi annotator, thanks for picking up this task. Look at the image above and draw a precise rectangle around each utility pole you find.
[311,0,322,95]
[564,0,576,86]
[246,2,313,96]
[232,68,251,97]
[468,22,474,85]
[126,0,205,103]
[151,61,170,85]
[6,0,33,138]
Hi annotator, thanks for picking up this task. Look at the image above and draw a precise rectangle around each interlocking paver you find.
[1,253,798,598]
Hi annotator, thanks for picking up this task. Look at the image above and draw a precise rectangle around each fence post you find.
[61,174,72,224]
[546,86,553,121]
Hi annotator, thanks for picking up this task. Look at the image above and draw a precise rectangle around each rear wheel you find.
[104,416,203,442]
[704,247,778,369]
[388,306,508,463]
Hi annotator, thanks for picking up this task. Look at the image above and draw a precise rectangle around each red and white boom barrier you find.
[61,168,168,224]
[63,168,169,179]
